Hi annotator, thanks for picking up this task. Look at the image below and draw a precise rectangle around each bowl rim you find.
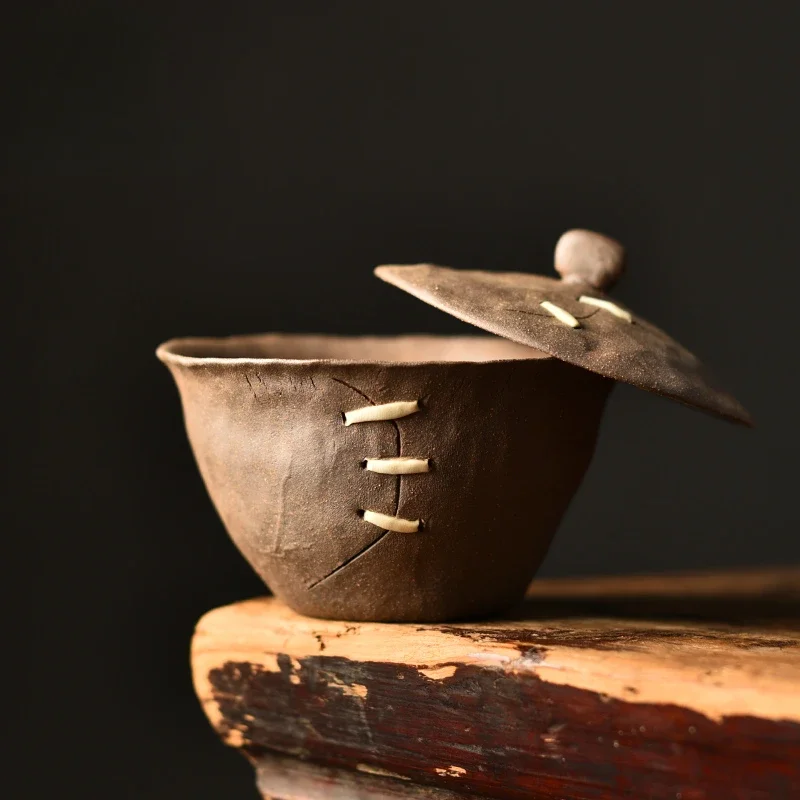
[156,332,554,368]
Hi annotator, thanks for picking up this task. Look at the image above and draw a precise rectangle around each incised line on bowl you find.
[307,377,427,590]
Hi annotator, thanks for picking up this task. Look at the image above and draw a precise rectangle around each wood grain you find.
[253,750,482,799]
[192,568,800,799]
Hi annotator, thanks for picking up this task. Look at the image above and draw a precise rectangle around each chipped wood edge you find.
[192,595,800,745]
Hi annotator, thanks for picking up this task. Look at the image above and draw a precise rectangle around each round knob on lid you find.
[555,229,626,292]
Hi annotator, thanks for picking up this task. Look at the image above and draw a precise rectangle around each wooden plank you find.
[252,750,482,799]
[193,568,800,799]
[525,566,800,599]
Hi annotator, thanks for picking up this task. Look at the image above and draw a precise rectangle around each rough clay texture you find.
[555,228,626,290]
[374,265,751,426]
[158,334,611,622]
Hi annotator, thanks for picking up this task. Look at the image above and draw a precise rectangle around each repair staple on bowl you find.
[157,229,751,622]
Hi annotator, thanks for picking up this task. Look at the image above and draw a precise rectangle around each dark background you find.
[8,3,799,798]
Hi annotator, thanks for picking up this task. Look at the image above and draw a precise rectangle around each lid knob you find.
[554,229,626,292]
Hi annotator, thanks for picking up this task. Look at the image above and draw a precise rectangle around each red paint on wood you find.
[209,654,800,800]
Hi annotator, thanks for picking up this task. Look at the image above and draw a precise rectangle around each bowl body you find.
[158,334,611,622]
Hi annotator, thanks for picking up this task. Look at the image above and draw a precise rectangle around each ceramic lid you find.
[375,229,752,426]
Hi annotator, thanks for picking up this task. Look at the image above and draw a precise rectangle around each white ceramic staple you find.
[361,510,420,533]
[364,457,430,475]
[343,400,420,426]
[579,295,633,322]
[540,300,580,328]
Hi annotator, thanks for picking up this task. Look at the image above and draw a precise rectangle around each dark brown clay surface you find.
[157,231,751,622]
[375,263,751,426]
[158,334,611,621]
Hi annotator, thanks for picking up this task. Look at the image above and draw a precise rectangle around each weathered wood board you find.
[192,568,800,799]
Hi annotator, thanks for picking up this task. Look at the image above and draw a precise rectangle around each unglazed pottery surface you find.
[374,265,751,425]
[158,335,611,621]
[157,230,751,622]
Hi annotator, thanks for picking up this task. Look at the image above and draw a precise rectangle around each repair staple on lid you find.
[540,300,581,328]
[374,229,752,426]
[578,295,633,323]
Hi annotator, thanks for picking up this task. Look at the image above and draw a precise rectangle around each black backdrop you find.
[9,3,799,798]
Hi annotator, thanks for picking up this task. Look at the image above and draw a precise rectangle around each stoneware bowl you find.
[157,334,611,622]
[157,230,750,622]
